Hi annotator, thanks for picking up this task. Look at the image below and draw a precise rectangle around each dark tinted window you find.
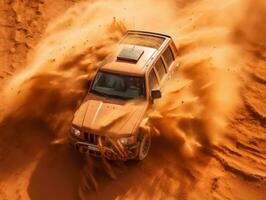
[154,58,166,80]
[149,69,159,90]
[162,47,174,68]
[91,71,146,99]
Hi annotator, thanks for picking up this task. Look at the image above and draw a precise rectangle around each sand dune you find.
[0,0,265,200]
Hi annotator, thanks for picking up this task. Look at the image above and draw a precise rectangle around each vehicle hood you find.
[72,94,148,137]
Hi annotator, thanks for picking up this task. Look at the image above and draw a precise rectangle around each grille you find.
[84,132,99,145]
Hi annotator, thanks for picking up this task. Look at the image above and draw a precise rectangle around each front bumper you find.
[68,133,138,160]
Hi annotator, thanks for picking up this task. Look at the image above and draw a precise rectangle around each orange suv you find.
[69,30,178,160]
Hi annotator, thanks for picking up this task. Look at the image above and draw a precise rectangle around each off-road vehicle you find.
[69,30,178,160]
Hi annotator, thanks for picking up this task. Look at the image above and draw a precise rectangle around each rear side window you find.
[154,58,166,80]
[162,47,174,68]
[149,69,159,90]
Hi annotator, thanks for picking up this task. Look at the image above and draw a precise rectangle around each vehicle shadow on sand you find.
[27,144,84,200]
[27,136,212,200]
[27,142,148,200]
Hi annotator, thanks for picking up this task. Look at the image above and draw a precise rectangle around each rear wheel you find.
[136,133,151,160]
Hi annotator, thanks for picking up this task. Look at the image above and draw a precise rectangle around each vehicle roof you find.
[100,30,172,76]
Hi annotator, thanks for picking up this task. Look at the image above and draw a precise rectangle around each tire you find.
[136,133,151,161]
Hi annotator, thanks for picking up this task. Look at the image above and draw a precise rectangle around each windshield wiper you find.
[106,93,131,100]
[91,89,110,98]
[92,89,133,100]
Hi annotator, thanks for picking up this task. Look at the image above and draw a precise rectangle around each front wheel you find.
[136,133,151,160]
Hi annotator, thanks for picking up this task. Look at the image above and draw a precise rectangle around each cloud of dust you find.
[145,57,240,157]
[1,1,127,137]
[139,0,243,157]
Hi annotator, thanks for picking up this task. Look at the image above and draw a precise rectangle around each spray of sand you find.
[0,2,127,135]
[144,57,240,157]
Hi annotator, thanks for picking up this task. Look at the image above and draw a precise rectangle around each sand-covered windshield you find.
[91,71,146,99]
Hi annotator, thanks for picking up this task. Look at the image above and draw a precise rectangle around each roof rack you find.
[126,30,172,39]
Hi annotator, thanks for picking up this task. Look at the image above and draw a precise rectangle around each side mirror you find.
[151,89,162,100]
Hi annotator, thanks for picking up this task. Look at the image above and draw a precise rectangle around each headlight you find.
[119,136,135,145]
[71,126,81,137]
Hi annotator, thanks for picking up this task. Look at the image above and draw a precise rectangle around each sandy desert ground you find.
[0,0,265,200]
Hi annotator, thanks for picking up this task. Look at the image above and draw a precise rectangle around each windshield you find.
[91,71,146,99]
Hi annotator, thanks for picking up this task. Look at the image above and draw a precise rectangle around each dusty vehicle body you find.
[69,30,178,160]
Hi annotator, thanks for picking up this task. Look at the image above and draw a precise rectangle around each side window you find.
[148,69,159,90]
[162,46,174,68]
[154,57,166,80]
